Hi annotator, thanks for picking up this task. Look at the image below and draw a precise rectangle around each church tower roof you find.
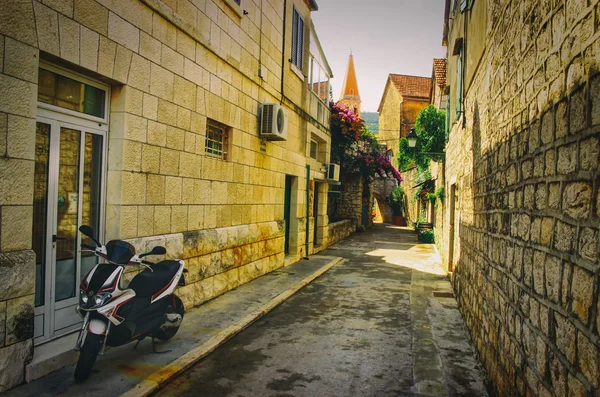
[338,52,362,117]
[340,53,360,100]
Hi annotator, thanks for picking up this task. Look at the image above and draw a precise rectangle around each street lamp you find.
[406,127,445,161]
[406,128,418,148]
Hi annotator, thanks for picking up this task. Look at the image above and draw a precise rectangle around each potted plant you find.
[418,229,435,243]
[385,187,406,226]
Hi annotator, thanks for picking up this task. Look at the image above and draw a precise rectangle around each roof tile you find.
[389,74,432,99]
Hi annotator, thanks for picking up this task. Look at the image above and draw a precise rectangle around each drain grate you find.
[433,291,455,298]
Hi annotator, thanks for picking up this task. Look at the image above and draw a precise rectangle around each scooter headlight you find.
[80,290,88,305]
[95,295,103,306]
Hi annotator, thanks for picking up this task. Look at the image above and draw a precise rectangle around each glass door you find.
[33,119,106,343]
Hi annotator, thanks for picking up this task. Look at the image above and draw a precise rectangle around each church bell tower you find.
[339,52,361,117]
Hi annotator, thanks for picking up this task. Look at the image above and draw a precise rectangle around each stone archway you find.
[371,177,398,224]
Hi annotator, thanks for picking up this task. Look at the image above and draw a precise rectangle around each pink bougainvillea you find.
[330,102,401,183]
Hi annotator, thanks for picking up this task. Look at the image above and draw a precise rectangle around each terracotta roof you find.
[389,74,432,99]
[432,58,447,88]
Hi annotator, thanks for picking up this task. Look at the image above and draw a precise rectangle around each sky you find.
[311,0,447,113]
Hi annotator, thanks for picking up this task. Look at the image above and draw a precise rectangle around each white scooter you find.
[74,225,187,381]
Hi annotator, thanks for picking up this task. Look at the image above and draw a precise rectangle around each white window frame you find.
[38,61,110,125]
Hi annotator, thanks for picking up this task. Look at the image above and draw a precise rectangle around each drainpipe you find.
[305,165,310,259]
[280,0,287,105]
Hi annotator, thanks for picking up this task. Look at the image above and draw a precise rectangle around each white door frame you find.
[34,62,110,345]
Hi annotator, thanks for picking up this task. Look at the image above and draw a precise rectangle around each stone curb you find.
[120,257,345,397]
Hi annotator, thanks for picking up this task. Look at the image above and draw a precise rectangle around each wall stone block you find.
[562,182,592,220]
[0,340,32,393]
[5,294,34,345]
[557,143,577,174]
[108,11,139,52]
[569,88,586,134]
[571,266,594,323]
[545,255,561,303]
[544,149,556,176]
[555,313,576,364]
[74,0,109,36]
[0,251,35,301]
[0,0,37,47]
[579,136,599,171]
[591,74,600,126]
[577,332,599,388]
[1,206,33,252]
[554,220,576,253]
[577,227,597,262]
[567,373,586,396]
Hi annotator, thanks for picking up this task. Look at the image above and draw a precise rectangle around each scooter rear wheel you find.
[155,295,184,341]
[74,332,104,382]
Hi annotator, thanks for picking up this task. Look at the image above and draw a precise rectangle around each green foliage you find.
[415,104,446,154]
[434,187,445,203]
[330,103,401,183]
[398,105,446,172]
[385,187,404,216]
[418,229,435,243]
[425,192,437,202]
[412,168,432,199]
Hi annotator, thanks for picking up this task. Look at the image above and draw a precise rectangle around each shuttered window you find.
[456,46,463,120]
[291,7,304,70]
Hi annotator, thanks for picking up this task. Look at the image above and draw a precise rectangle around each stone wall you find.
[125,221,285,310]
[444,0,600,395]
[335,177,364,228]
[325,219,354,247]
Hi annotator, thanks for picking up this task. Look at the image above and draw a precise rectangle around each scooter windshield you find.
[105,240,136,264]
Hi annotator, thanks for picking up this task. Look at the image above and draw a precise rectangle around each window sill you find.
[222,0,243,18]
[290,63,304,81]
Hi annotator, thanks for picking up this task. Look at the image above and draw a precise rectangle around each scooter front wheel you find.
[74,332,104,382]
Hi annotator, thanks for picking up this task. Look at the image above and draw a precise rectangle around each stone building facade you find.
[0,0,339,390]
[376,74,432,224]
[443,0,600,395]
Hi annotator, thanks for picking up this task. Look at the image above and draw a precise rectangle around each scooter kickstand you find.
[151,337,172,354]
[134,339,143,350]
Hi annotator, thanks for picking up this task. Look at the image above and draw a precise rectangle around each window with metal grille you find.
[205,119,230,160]
[291,7,304,70]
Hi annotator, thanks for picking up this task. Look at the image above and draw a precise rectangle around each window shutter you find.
[291,10,298,66]
[456,48,463,120]
[297,15,304,68]
[291,8,304,69]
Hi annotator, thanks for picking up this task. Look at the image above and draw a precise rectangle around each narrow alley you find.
[156,224,489,396]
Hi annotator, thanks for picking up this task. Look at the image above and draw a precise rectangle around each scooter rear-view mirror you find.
[79,225,102,247]
[139,246,167,258]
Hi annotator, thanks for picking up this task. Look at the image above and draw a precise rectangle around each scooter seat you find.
[128,260,181,298]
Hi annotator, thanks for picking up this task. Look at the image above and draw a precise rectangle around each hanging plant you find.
[330,103,402,184]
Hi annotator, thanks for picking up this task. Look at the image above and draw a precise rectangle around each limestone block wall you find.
[444,0,600,395]
[124,221,285,310]
[324,219,354,246]
[335,177,363,228]
[378,86,402,167]
[0,0,334,391]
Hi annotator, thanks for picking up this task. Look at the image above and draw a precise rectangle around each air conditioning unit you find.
[326,163,340,182]
[259,103,288,141]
